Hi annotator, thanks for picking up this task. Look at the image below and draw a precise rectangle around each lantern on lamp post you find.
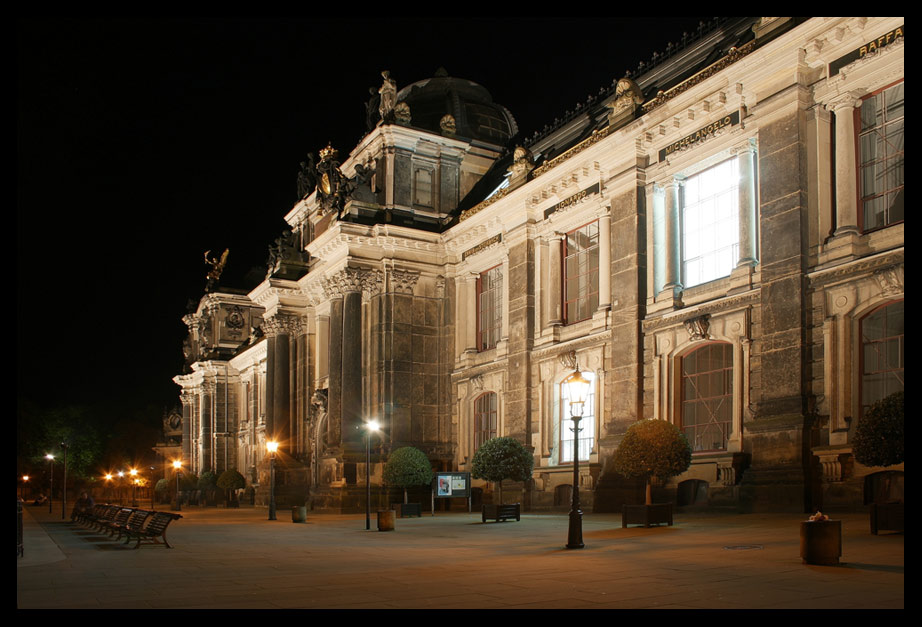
[563,370,591,549]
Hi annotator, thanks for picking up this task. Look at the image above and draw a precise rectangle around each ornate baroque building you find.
[174,17,904,513]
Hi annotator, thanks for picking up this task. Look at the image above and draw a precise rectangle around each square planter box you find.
[870,502,904,535]
[377,509,395,531]
[398,503,422,518]
[622,503,673,528]
[482,503,520,523]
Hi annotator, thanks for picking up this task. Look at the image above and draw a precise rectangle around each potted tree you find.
[216,469,246,508]
[612,419,692,527]
[853,391,904,534]
[383,446,433,517]
[154,478,171,505]
[471,436,534,522]
[199,471,218,506]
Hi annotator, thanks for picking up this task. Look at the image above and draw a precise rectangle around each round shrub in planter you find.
[853,391,904,534]
[471,436,534,506]
[383,446,433,513]
[612,420,691,527]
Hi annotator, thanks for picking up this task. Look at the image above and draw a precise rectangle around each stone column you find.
[264,314,301,451]
[548,234,563,325]
[737,141,759,267]
[598,213,612,310]
[180,391,194,467]
[831,95,862,236]
[662,177,684,292]
[200,380,214,473]
[465,273,478,352]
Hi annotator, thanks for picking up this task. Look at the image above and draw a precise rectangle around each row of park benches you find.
[73,504,182,549]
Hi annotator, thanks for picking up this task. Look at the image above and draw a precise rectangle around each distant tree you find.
[853,391,904,468]
[198,471,218,491]
[383,447,433,504]
[612,420,692,505]
[471,437,534,504]
[217,469,247,507]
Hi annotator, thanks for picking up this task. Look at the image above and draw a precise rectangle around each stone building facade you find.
[174,17,903,513]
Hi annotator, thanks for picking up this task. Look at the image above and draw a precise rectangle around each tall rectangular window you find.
[564,221,599,324]
[859,82,904,232]
[477,265,503,351]
[560,373,595,463]
[682,159,739,288]
[474,392,497,451]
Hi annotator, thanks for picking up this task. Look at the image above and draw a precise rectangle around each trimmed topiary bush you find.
[217,468,247,507]
[612,420,692,505]
[853,391,904,468]
[383,446,434,505]
[471,436,534,504]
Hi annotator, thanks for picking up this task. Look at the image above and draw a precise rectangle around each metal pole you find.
[566,413,584,549]
[268,452,277,520]
[61,444,68,520]
[365,431,371,530]
[48,459,53,514]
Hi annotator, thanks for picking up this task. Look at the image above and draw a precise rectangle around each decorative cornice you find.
[642,290,759,333]
[807,250,904,289]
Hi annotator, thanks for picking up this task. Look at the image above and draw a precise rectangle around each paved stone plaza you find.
[18,504,903,609]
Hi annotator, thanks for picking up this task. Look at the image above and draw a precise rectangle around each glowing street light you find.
[267,441,279,520]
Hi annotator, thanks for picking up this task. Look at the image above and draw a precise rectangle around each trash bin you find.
[292,506,307,523]
[377,509,395,531]
[800,519,842,565]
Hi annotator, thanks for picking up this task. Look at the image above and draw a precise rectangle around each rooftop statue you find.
[297,153,318,200]
[204,248,229,292]
[378,70,397,123]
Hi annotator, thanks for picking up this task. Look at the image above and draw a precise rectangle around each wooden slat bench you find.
[124,511,183,549]
[115,509,154,543]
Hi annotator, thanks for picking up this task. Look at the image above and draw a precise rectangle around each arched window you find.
[473,392,497,451]
[680,342,733,452]
[861,300,904,415]
[559,372,595,463]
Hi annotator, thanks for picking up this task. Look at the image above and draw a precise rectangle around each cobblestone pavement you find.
[17,503,903,609]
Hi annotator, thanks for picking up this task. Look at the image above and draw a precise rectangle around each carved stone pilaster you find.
[389,269,420,294]
[262,313,303,338]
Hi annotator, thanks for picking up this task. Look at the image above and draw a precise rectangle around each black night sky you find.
[17,17,708,441]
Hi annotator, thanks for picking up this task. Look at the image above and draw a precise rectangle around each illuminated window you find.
[859,82,904,232]
[861,301,904,415]
[477,265,503,351]
[564,221,599,324]
[560,372,595,463]
[682,159,740,288]
[681,343,732,452]
[474,392,497,451]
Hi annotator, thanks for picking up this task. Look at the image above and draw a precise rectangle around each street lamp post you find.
[60,441,68,520]
[45,454,54,514]
[364,420,381,531]
[129,469,139,507]
[21,476,29,500]
[267,441,278,520]
[173,460,183,511]
[563,370,591,550]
